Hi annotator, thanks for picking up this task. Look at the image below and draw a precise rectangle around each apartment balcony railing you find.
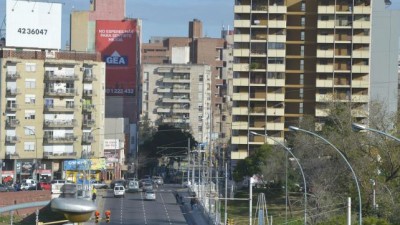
[6,88,21,96]
[6,119,20,128]
[44,135,77,144]
[82,135,95,144]
[5,152,19,159]
[44,151,77,159]
[44,119,76,128]
[83,104,95,112]
[5,136,20,144]
[44,71,79,81]
[83,73,97,82]
[44,105,75,112]
[83,119,96,127]
[6,104,19,112]
[163,77,191,83]
[6,72,21,80]
[83,89,94,97]
[45,88,76,97]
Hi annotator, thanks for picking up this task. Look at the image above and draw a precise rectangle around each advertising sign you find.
[104,139,120,149]
[63,159,106,171]
[95,20,138,96]
[6,0,62,49]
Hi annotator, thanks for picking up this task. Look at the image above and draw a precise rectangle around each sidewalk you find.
[175,189,212,225]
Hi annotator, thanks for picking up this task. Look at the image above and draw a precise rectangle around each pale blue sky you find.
[0,0,399,47]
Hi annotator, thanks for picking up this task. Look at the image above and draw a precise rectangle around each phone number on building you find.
[106,89,134,95]
[17,28,48,35]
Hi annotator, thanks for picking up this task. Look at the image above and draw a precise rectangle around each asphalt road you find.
[99,184,188,225]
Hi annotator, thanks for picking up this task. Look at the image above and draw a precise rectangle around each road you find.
[99,184,188,225]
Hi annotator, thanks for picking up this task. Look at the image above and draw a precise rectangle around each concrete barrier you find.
[0,191,51,216]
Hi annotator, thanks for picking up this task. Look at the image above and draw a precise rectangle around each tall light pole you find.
[250,131,307,225]
[288,126,362,225]
[24,126,38,190]
[352,123,400,142]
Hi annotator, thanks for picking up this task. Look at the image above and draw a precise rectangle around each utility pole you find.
[224,163,228,225]
[187,138,190,186]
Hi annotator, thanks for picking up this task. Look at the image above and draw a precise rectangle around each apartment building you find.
[142,20,233,149]
[232,0,372,159]
[142,63,212,143]
[0,49,105,181]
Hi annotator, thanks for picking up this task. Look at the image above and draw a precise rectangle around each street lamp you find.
[352,123,400,142]
[24,126,38,190]
[288,126,362,225]
[250,131,307,225]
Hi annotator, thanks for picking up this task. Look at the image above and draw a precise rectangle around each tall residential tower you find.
[232,0,372,159]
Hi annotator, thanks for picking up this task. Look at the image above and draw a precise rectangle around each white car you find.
[145,190,156,200]
[114,185,125,198]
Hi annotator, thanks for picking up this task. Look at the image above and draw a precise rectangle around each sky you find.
[0,0,399,47]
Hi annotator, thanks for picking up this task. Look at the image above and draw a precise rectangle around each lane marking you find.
[120,197,123,224]
[141,191,148,224]
[160,193,173,225]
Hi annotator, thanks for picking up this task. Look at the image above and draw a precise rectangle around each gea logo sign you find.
[104,51,128,66]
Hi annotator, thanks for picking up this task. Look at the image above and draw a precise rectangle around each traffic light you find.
[105,210,111,223]
[95,211,100,223]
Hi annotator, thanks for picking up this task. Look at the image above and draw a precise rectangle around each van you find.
[127,180,139,192]
[114,185,125,198]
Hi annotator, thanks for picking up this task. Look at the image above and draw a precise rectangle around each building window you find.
[25,63,36,72]
[25,110,36,120]
[300,45,305,56]
[300,74,304,85]
[24,142,35,151]
[301,16,305,26]
[321,15,329,21]
[268,42,285,49]
[25,94,36,104]
[300,31,305,41]
[25,79,36,89]
[268,57,284,64]
[299,102,304,113]
[300,2,305,11]
[300,60,304,70]
[199,75,204,81]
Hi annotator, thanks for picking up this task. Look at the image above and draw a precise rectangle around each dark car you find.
[0,184,15,192]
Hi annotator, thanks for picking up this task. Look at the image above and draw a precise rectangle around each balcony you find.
[82,135,95,144]
[157,87,172,93]
[316,94,334,102]
[266,93,284,101]
[232,93,249,101]
[173,108,190,113]
[266,122,285,130]
[43,151,77,159]
[317,49,334,58]
[267,49,285,57]
[352,108,368,117]
[233,63,249,72]
[316,79,334,87]
[352,50,369,58]
[353,5,371,14]
[231,151,248,160]
[162,97,190,103]
[163,77,191,83]
[231,136,248,145]
[234,19,251,28]
[172,87,190,93]
[5,136,19,144]
[268,34,286,42]
[44,71,79,81]
[315,108,330,117]
[83,119,96,127]
[267,20,286,29]
[266,108,284,116]
[353,20,370,29]
[232,107,249,115]
[234,5,251,13]
[317,35,334,43]
[44,105,75,113]
[268,5,287,13]
[44,135,77,144]
[83,89,94,97]
[317,20,335,29]
[6,103,19,112]
[233,49,250,57]
[6,72,21,80]
[318,5,335,14]
[45,88,76,97]
[157,107,171,113]
[232,122,248,130]
[5,152,19,159]
[162,117,190,123]
[267,64,285,72]
[250,107,266,115]
[233,78,249,86]
[44,119,76,128]
[266,78,284,87]
[351,95,369,102]
[234,34,250,42]
[316,64,334,73]
[353,36,370,44]
[352,80,369,88]
[83,74,97,82]
[83,104,95,112]
[6,88,21,96]
[352,65,369,73]
[6,119,20,128]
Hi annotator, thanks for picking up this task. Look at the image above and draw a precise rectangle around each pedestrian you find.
[92,187,97,202]
[190,198,195,210]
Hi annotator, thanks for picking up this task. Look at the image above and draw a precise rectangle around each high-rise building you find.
[0,49,105,181]
[232,0,373,159]
[142,63,212,143]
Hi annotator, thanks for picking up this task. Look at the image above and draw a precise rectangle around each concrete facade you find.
[142,64,212,143]
[0,49,105,181]
[232,0,373,159]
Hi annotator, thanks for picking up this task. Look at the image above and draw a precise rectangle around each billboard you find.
[95,20,138,96]
[5,0,62,49]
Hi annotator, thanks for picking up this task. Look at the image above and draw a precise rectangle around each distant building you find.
[142,64,212,143]
[0,49,105,181]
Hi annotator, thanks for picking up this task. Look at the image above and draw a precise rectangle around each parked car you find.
[145,190,156,201]
[113,185,125,198]
[22,179,37,189]
[91,181,108,189]
[38,182,51,190]
[0,184,14,192]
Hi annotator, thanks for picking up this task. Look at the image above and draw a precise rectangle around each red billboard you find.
[95,20,138,96]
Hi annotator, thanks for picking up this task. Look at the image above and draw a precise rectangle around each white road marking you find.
[120,197,123,224]
[160,193,173,225]
[141,192,148,224]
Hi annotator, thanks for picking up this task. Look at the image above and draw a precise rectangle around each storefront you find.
[63,159,106,183]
